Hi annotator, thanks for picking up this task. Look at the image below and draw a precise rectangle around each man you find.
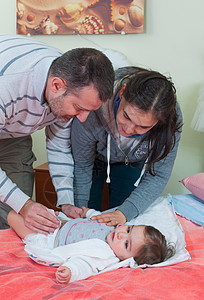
[0,34,114,234]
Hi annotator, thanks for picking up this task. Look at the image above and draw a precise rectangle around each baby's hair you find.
[134,225,175,265]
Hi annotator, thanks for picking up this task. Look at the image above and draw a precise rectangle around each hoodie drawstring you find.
[134,159,147,187]
[106,134,111,183]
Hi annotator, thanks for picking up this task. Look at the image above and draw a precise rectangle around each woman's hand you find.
[56,266,71,284]
[91,210,126,226]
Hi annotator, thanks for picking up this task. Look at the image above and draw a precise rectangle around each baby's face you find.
[106,225,146,261]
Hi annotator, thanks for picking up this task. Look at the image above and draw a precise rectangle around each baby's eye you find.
[125,240,128,249]
[127,226,130,233]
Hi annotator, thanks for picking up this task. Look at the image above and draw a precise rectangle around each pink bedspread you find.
[0,215,203,300]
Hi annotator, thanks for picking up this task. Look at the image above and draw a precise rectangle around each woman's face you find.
[116,86,158,137]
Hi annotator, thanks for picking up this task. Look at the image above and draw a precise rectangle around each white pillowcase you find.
[127,194,190,267]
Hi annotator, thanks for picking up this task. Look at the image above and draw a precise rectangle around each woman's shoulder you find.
[72,109,101,129]
[175,101,183,119]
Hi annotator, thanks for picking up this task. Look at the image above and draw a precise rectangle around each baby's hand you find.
[54,211,59,216]
[81,206,90,218]
[56,266,71,284]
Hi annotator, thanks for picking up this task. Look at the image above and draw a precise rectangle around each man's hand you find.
[19,200,60,235]
[61,204,83,219]
[91,210,126,226]
[56,266,71,284]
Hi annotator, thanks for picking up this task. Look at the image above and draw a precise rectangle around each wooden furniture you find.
[34,162,60,211]
[34,162,109,211]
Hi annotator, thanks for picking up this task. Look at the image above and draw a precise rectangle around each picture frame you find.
[16,0,144,35]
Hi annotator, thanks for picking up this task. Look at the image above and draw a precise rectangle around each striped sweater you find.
[0,34,74,212]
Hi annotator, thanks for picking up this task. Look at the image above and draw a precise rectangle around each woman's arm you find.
[118,105,183,221]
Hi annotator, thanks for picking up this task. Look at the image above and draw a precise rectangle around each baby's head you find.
[106,224,175,265]
[133,225,175,265]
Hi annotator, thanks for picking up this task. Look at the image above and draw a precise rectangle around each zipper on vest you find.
[115,138,129,166]
[125,156,129,165]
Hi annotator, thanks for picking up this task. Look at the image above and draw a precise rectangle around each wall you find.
[0,0,203,196]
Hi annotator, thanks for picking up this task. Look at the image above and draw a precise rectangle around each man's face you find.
[106,225,146,261]
[48,84,103,123]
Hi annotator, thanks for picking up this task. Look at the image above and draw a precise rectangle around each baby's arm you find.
[7,210,35,239]
[53,240,119,283]
[8,209,59,238]
[56,266,71,284]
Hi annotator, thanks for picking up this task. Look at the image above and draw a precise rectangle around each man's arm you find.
[0,168,29,212]
[46,120,82,218]
[0,101,59,233]
[0,168,59,234]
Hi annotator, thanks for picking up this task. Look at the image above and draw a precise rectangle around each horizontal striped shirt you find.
[0,34,74,212]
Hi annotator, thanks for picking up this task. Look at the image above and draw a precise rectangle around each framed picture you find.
[16,0,144,35]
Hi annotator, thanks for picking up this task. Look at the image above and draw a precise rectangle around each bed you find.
[0,194,203,300]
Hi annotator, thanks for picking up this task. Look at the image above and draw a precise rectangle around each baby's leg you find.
[7,210,35,239]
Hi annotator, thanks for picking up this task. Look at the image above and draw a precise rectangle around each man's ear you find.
[119,83,127,99]
[50,77,66,93]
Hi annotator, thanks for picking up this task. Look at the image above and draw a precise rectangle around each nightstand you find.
[34,162,60,211]
[34,163,109,211]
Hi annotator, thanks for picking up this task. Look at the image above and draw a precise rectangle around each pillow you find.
[179,173,204,201]
[171,193,204,226]
[127,194,190,267]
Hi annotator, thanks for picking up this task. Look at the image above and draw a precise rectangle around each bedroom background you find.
[0,0,203,198]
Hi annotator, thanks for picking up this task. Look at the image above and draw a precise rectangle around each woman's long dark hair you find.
[115,67,183,175]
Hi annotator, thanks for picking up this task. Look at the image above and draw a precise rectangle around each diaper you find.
[23,225,59,249]
[23,208,68,249]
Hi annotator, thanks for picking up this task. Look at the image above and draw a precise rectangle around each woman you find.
[71,66,183,226]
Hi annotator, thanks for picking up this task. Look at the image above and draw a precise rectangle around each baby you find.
[7,207,175,284]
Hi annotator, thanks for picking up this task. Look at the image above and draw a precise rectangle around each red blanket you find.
[0,216,203,300]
